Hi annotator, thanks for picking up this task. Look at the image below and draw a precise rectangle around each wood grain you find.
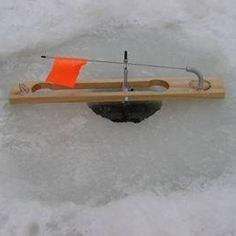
[9,77,225,104]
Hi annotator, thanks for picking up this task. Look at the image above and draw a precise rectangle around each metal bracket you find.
[185,67,204,90]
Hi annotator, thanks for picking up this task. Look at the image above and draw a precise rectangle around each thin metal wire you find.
[128,62,186,70]
[87,59,123,65]
[42,56,123,65]
[41,56,186,71]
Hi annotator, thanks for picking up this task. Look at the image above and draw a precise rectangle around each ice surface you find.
[1,0,236,235]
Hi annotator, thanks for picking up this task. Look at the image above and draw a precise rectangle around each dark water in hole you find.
[88,101,162,123]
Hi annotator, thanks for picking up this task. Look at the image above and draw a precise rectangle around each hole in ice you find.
[88,101,162,123]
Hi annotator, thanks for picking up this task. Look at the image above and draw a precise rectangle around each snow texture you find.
[0,0,236,235]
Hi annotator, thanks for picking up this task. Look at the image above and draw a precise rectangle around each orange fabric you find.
[46,57,87,88]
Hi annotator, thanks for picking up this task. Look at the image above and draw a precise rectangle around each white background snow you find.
[0,0,236,235]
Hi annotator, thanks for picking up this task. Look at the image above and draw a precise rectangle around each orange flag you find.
[46,57,88,88]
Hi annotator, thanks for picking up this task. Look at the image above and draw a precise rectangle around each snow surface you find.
[0,0,236,235]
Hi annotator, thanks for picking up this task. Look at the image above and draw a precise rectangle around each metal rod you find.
[128,62,186,70]
[41,55,186,70]
[123,51,128,91]
[41,56,123,65]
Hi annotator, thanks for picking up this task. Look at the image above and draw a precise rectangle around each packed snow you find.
[0,0,236,235]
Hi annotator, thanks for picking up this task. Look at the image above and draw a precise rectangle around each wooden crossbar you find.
[9,77,225,104]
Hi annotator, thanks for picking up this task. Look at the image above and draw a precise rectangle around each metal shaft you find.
[41,55,185,69]
[123,51,128,91]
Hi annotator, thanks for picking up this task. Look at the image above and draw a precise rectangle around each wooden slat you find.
[9,77,225,104]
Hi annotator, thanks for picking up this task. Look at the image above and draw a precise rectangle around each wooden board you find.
[9,77,225,104]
